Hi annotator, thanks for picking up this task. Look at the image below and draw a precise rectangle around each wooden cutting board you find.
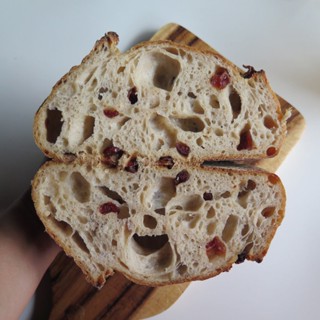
[48,23,305,320]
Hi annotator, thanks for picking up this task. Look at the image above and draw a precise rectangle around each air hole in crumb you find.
[241,224,250,237]
[153,53,180,91]
[46,109,63,143]
[210,95,220,109]
[207,222,216,235]
[78,216,89,224]
[49,217,73,236]
[43,196,57,214]
[237,124,254,150]
[155,208,166,215]
[143,215,158,229]
[229,88,242,120]
[152,177,176,210]
[96,263,105,272]
[264,115,277,129]
[196,137,204,146]
[118,206,130,219]
[149,114,177,148]
[70,172,91,203]
[188,92,197,99]
[192,100,205,114]
[72,231,90,254]
[164,47,179,56]
[112,239,118,247]
[58,171,68,181]
[99,186,125,204]
[183,194,203,211]
[261,206,276,218]
[222,215,238,242]
[189,214,200,229]
[132,234,169,255]
[221,191,231,198]
[177,264,188,275]
[83,67,97,85]
[215,128,223,136]
[136,52,181,91]
[206,207,216,219]
[81,116,95,143]
[170,116,205,132]
[117,66,125,74]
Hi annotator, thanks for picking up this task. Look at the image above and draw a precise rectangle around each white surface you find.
[0,0,319,319]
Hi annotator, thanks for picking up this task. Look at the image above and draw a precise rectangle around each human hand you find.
[0,189,61,320]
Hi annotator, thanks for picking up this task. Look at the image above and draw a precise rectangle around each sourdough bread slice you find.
[34,32,286,166]
[32,161,285,287]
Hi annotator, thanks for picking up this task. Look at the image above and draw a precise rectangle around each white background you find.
[0,1,319,319]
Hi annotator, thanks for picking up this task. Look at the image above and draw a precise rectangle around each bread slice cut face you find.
[32,161,285,287]
[34,33,286,166]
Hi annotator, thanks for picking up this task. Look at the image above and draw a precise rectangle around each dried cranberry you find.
[158,156,175,169]
[203,192,213,201]
[237,127,253,151]
[103,108,119,118]
[242,65,262,79]
[267,147,277,157]
[246,179,256,191]
[127,87,138,104]
[102,146,124,167]
[176,142,190,157]
[125,157,139,173]
[99,202,120,214]
[268,174,279,185]
[206,236,226,256]
[174,170,190,185]
[235,252,247,264]
[210,68,230,89]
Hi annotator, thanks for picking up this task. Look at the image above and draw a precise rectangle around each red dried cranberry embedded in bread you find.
[102,146,124,167]
[268,174,279,185]
[206,236,226,256]
[99,202,120,214]
[103,108,119,118]
[174,170,190,185]
[267,147,277,157]
[210,68,230,89]
[127,87,138,104]
[125,157,139,173]
[203,192,213,201]
[158,156,175,169]
[176,142,190,157]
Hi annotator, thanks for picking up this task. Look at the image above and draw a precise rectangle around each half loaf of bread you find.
[34,32,286,166]
[32,161,285,287]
